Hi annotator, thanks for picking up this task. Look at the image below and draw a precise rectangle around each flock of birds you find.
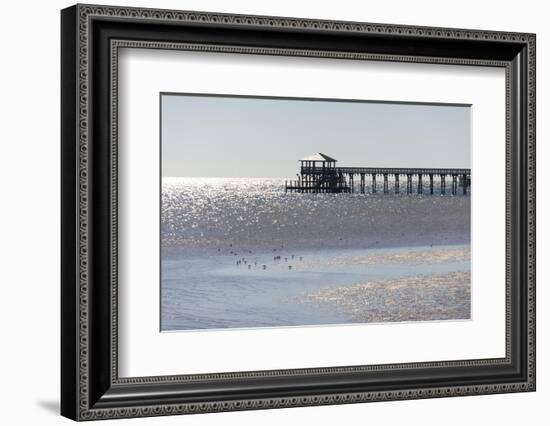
[236,253,303,271]
[223,244,304,271]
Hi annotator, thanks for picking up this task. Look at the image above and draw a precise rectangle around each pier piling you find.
[394,174,400,194]
[406,174,413,194]
[452,174,458,195]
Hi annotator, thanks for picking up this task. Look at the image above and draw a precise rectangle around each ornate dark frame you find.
[61,3,536,421]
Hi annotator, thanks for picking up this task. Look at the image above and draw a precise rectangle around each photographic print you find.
[160,93,472,331]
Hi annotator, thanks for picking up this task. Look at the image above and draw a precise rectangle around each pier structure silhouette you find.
[285,153,471,195]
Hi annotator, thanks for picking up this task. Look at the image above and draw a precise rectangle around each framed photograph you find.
[61,4,536,421]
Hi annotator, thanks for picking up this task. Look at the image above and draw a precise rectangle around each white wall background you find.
[0,0,546,424]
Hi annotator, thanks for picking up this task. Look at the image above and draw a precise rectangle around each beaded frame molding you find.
[61,4,536,421]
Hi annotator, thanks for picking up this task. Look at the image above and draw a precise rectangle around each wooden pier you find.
[285,153,471,195]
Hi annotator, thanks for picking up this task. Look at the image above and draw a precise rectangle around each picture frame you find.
[61,3,536,421]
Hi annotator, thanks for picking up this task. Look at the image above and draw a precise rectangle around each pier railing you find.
[300,166,471,175]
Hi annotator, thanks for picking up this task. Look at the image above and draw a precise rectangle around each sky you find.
[161,94,471,178]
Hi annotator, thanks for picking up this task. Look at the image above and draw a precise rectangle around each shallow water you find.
[162,177,470,254]
[161,178,471,331]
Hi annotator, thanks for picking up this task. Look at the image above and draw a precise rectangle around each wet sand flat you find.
[299,271,471,323]
[295,246,470,270]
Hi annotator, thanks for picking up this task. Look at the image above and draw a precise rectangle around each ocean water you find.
[161,177,471,331]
